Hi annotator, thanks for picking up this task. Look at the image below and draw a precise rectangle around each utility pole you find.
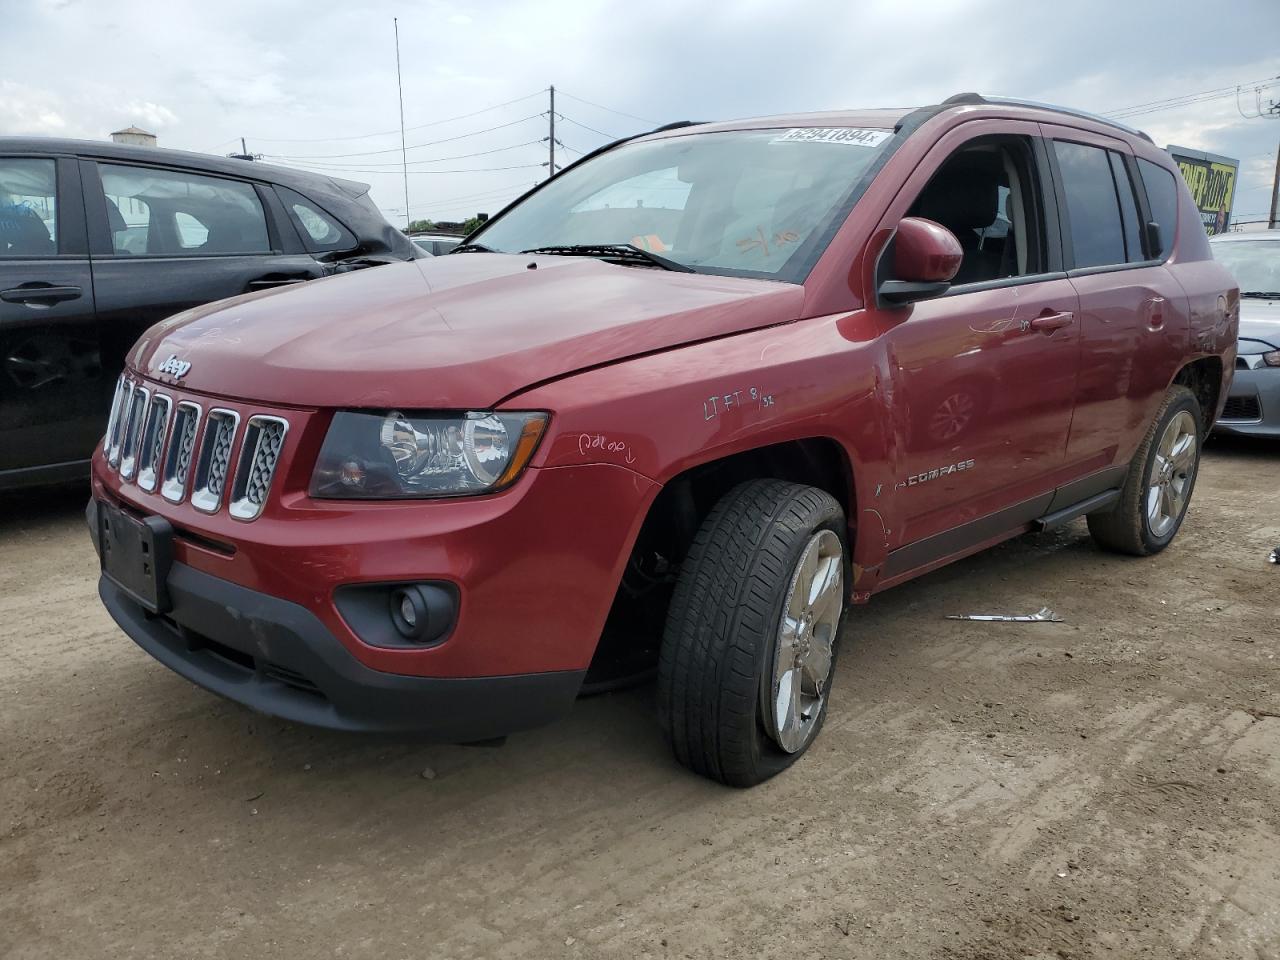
[394,17,411,232]
[1271,140,1280,229]
[548,85,556,179]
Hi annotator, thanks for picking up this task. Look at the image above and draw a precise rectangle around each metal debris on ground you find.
[1269,547,1279,565]
[946,607,1064,623]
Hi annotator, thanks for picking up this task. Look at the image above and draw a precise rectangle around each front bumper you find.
[96,541,586,738]
[1215,365,1280,438]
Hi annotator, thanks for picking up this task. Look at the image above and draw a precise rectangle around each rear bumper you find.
[1214,367,1280,438]
[98,558,585,739]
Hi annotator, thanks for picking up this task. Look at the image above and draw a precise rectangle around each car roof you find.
[411,233,464,241]
[1210,230,1280,242]
[0,136,371,200]
[636,94,1154,150]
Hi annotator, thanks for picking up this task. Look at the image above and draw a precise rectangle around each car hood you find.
[128,255,803,408]
[1239,296,1280,351]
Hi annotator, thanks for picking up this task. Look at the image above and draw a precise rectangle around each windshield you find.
[472,127,894,282]
[1211,238,1280,295]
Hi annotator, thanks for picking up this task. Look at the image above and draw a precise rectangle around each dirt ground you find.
[2,437,1278,960]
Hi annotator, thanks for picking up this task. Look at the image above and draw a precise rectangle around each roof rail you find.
[940,92,1153,144]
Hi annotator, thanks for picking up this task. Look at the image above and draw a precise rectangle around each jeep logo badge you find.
[157,354,192,379]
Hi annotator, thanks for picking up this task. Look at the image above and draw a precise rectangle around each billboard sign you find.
[1167,145,1239,235]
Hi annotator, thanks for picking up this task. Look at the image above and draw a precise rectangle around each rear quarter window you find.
[277,186,356,253]
[1138,159,1179,260]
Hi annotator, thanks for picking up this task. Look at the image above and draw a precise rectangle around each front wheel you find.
[1087,385,1203,556]
[657,479,847,787]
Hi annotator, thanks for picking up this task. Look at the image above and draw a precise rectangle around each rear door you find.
[82,160,326,380]
[0,154,101,476]
[1041,125,1189,473]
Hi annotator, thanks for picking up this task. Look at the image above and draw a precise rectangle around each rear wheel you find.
[1087,385,1202,556]
[657,479,847,787]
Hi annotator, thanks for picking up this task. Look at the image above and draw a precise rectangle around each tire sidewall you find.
[1137,392,1202,552]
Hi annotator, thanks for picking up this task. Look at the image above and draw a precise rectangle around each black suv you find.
[0,138,417,491]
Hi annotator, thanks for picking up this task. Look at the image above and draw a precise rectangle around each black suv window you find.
[98,163,270,256]
[1137,159,1179,260]
[907,135,1046,285]
[1053,141,1126,269]
[0,158,57,256]
[277,186,356,253]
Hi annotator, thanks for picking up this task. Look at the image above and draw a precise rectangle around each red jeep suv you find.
[89,94,1237,786]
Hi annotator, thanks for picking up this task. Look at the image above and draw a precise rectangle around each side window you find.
[277,186,356,253]
[1053,141,1125,269]
[98,163,270,256]
[1108,153,1144,262]
[906,135,1046,285]
[0,158,57,256]
[1138,158,1178,261]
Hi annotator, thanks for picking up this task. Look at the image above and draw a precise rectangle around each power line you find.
[556,89,656,124]
[239,90,547,144]
[263,114,545,160]
[1101,76,1280,119]
[266,140,544,170]
[276,160,546,176]
[557,114,623,140]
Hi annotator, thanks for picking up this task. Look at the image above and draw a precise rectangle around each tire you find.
[1087,385,1203,556]
[657,479,848,787]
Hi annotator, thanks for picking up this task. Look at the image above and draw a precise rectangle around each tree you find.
[405,219,435,234]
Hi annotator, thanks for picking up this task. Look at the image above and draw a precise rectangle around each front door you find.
[0,155,101,477]
[868,124,1081,570]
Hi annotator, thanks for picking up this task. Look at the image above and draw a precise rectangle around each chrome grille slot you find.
[161,402,202,503]
[103,376,127,461]
[229,416,289,521]
[118,386,150,480]
[191,410,240,514]
[107,379,135,467]
[137,394,172,492]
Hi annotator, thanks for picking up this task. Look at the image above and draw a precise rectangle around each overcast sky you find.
[3,0,1278,227]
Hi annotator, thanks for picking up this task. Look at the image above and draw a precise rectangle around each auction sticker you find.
[772,128,892,147]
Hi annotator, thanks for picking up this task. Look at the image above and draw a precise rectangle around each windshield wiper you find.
[449,241,496,254]
[520,243,695,273]
[1240,290,1280,299]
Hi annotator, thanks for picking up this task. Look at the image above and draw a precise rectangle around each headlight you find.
[1263,349,1280,367]
[310,410,548,499]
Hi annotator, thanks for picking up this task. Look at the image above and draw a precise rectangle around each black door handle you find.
[1,284,82,306]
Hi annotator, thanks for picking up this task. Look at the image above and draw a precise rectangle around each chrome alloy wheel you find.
[1147,409,1198,538]
[767,529,843,754]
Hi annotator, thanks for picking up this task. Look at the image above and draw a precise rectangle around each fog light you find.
[399,593,418,629]
[388,584,453,643]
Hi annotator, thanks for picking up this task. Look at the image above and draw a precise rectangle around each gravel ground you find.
[2,436,1278,960]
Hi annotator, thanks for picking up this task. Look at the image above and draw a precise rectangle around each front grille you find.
[136,394,172,492]
[102,376,289,520]
[229,416,288,521]
[1221,395,1262,421]
[117,386,150,479]
[191,410,240,513]
[161,402,202,502]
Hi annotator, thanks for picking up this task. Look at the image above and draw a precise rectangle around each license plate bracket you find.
[98,501,174,614]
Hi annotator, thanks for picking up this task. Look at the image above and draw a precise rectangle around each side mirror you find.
[876,216,963,308]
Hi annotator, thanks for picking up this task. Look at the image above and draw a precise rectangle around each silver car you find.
[1211,230,1280,437]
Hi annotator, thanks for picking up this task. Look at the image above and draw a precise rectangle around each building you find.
[110,126,157,147]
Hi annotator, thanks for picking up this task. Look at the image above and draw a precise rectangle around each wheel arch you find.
[1171,355,1224,434]
[583,435,859,687]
